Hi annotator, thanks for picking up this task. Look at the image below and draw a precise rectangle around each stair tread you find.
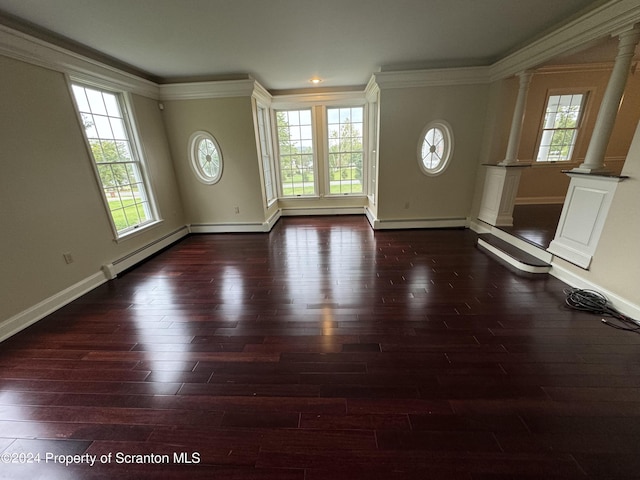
[478,233,551,268]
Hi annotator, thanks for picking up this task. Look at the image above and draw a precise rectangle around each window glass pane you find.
[93,115,113,139]
[110,118,127,140]
[72,85,90,111]
[86,89,107,115]
[103,93,121,117]
[81,113,97,138]
[299,110,312,125]
[115,141,133,162]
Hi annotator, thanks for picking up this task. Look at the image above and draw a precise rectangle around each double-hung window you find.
[273,102,366,199]
[71,83,157,237]
[327,106,364,195]
[276,109,316,196]
[536,93,587,162]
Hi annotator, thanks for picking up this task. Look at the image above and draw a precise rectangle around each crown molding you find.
[251,80,273,105]
[0,24,159,99]
[372,66,491,89]
[365,75,380,101]
[489,0,640,81]
[158,78,261,100]
[270,91,367,108]
[534,62,617,74]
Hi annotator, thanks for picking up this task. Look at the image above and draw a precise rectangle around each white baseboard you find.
[103,226,189,278]
[280,206,365,217]
[550,262,640,323]
[364,207,377,229]
[371,217,469,230]
[189,222,272,233]
[0,272,108,343]
[264,209,282,231]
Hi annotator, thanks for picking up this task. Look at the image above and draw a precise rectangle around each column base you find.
[569,165,614,175]
[477,164,529,227]
[548,173,626,269]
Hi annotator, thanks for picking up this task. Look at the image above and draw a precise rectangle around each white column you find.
[574,24,640,173]
[499,71,533,166]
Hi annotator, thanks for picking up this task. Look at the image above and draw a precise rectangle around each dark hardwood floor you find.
[501,204,564,248]
[1,216,639,479]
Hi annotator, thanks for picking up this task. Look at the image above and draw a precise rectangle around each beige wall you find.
[376,84,489,221]
[161,96,266,225]
[0,55,185,322]
[516,67,640,203]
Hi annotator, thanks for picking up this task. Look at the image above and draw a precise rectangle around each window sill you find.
[114,219,164,243]
[279,195,321,200]
[323,194,368,199]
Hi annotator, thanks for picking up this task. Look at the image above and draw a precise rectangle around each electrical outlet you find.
[234,206,240,214]
[404,202,410,209]
[63,252,74,264]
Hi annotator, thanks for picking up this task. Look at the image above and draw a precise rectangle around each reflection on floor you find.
[500,204,564,248]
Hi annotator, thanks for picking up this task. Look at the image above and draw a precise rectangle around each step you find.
[477,233,551,274]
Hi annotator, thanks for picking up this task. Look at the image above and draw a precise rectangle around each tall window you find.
[537,93,586,162]
[257,106,276,204]
[71,83,156,236]
[276,109,315,196]
[327,106,364,194]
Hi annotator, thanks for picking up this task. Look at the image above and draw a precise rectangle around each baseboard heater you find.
[102,226,189,279]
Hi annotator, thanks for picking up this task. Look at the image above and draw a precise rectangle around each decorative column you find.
[573,24,640,173]
[548,24,637,268]
[478,71,533,227]
[499,71,533,166]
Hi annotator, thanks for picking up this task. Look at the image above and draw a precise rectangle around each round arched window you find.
[418,121,453,176]
[189,131,223,184]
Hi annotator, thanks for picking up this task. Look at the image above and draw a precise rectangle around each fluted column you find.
[574,24,640,173]
[499,71,533,166]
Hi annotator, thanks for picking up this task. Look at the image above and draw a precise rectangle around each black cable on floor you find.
[563,288,640,334]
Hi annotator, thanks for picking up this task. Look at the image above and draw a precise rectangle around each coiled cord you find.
[564,288,640,334]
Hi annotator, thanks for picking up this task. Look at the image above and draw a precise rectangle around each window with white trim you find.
[71,83,157,236]
[327,106,364,195]
[256,106,276,204]
[536,93,586,162]
[276,109,316,196]
[418,120,453,176]
[189,131,223,184]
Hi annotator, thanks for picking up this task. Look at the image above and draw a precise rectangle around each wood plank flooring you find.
[1,216,639,479]
[501,204,564,248]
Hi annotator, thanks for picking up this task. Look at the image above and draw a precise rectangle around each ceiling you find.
[0,0,614,91]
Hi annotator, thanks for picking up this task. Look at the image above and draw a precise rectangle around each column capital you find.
[610,22,640,41]
[516,70,534,82]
